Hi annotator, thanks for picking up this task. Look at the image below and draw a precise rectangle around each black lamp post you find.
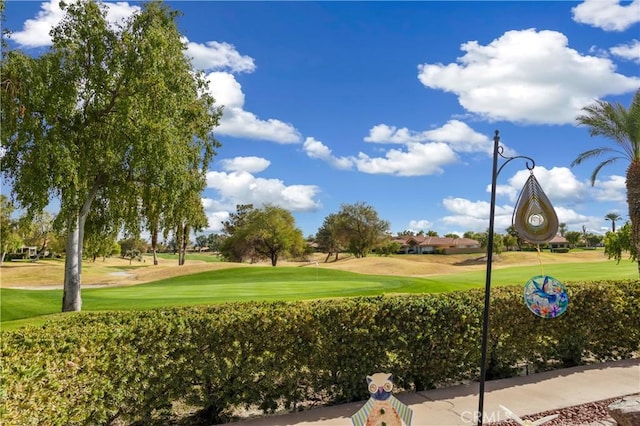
[477,130,535,426]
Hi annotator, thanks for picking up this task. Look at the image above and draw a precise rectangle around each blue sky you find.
[3,0,640,238]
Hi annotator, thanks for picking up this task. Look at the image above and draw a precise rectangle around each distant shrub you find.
[2,280,638,425]
[551,248,570,253]
[4,253,27,261]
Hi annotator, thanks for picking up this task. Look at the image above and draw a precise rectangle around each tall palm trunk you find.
[627,160,640,275]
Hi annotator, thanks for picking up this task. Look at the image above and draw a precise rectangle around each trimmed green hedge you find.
[2,280,638,425]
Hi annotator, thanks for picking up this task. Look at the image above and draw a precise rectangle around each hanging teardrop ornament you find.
[512,172,559,244]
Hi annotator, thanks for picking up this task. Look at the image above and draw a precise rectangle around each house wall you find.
[442,247,486,255]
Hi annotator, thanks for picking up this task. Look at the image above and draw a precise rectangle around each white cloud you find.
[364,120,494,154]
[572,0,640,32]
[423,120,489,151]
[493,167,626,207]
[353,142,457,176]
[218,156,270,173]
[308,122,484,176]
[553,206,594,227]
[441,197,514,231]
[204,72,245,108]
[418,29,640,124]
[302,137,354,170]
[184,39,256,73]
[219,109,302,143]
[205,72,301,143]
[106,2,140,24]
[494,167,587,203]
[408,220,432,231]
[203,209,230,233]
[439,196,600,234]
[10,0,140,48]
[365,124,424,144]
[610,40,640,63]
[205,170,320,212]
[591,175,627,202]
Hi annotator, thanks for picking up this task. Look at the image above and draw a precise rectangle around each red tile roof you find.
[393,236,480,247]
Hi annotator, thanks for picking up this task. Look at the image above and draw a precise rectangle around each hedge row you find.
[2,280,638,425]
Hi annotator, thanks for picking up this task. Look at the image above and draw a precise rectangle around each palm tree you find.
[558,222,568,237]
[571,89,640,275]
[604,212,623,233]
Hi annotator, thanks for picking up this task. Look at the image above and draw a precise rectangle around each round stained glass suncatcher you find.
[523,275,569,318]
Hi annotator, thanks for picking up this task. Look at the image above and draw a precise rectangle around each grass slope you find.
[2,258,636,327]
[1,267,453,323]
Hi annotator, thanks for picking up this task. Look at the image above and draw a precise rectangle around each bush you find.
[551,248,570,253]
[1,280,638,425]
[4,253,27,261]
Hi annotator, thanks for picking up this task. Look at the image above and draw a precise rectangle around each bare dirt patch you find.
[307,250,609,277]
[0,257,250,289]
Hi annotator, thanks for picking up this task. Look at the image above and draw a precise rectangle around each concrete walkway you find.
[234,358,640,426]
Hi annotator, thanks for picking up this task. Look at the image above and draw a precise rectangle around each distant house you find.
[306,241,320,251]
[548,235,570,251]
[393,236,483,255]
[6,246,39,260]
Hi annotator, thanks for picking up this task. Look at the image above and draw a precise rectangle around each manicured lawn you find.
[151,252,223,263]
[2,258,636,329]
[418,259,638,286]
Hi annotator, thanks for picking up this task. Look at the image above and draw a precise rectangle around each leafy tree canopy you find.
[335,202,389,258]
[220,204,305,266]
[604,222,637,264]
[1,1,221,310]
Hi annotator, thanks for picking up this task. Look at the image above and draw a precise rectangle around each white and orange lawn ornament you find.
[351,373,412,426]
[499,404,558,426]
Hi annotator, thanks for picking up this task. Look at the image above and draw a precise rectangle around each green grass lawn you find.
[2,259,636,329]
[151,252,223,263]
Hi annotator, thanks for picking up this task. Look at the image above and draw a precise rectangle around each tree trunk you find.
[30,238,48,263]
[626,160,640,276]
[271,253,277,266]
[176,227,184,265]
[62,180,100,312]
[63,215,82,312]
[151,225,159,266]
[178,223,189,266]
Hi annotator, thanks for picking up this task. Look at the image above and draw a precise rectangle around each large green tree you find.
[604,222,637,264]
[336,202,389,258]
[220,204,305,266]
[245,204,305,266]
[1,1,220,311]
[564,231,582,248]
[315,213,347,262]
[0,195,23,264]
[220,204,255,262]
[17,210,54,260]
[571,90,640,275]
